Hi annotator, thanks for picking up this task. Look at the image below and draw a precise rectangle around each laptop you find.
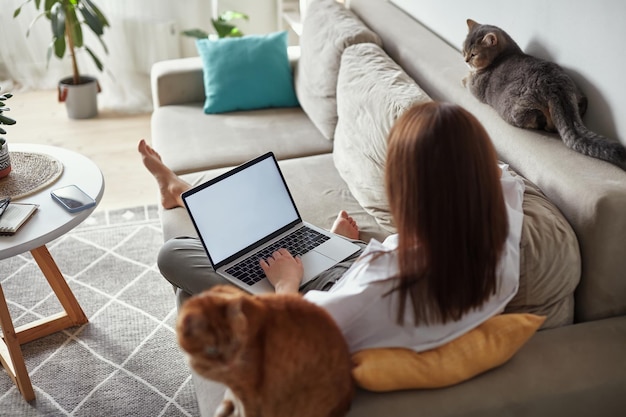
[182,152,361,294]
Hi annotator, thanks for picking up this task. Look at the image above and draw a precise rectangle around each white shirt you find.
[304,164,525,353]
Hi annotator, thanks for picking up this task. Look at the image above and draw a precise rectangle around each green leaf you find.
[50,2,66,39]
[97,36,108,55]
[181,29,210,39]
[84,46,103,71]
[211,10,248,38]
[83,0,110,28]
[25,12,47,38]
[0,114,17,126]
[44,0,56,13]
[53,35,66,59]
[46,43,54,67]
[228,27,244,37]
[220,11,249,22]
[212,20,237,38]
[0,128,6,135]
[78,2,104,36]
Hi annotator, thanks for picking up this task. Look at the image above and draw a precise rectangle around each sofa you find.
[150,0,626,415]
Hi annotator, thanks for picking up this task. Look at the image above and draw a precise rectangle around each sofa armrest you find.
[151,46,301,110]
[151,56,205,109]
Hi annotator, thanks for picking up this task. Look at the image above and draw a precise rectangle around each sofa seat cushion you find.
[151,105,332,175]
[346,315,626,417]
[159,153,392,244]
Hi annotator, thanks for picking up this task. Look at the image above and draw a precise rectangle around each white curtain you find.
[0,0,214,113]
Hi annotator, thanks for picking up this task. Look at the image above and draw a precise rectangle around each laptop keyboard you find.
[225,226,330,286]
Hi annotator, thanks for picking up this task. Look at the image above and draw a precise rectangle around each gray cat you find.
[462,19,626,168]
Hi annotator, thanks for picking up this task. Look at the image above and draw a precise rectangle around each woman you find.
[139,101,525,353]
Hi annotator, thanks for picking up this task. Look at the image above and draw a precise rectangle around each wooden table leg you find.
[0,244,89,400]
[12,246,89,345]
[0,285,35,401]
[30,245,88,325]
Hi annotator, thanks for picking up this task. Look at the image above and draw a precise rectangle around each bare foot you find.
[331,210,359,240]
[138,139,190,209]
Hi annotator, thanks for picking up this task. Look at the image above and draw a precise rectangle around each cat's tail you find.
[550,97,626,167]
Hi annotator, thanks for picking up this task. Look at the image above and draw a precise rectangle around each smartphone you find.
[51,184,96,213]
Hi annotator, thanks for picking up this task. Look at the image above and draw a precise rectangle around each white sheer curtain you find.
[0,0,214,113]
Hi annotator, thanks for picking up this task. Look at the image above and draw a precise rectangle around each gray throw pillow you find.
[333,42,431,232]
[294,0,382,140]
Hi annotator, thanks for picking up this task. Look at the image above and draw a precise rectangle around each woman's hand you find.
[259,248,303,294]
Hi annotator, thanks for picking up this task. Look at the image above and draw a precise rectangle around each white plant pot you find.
[58,76,101,119]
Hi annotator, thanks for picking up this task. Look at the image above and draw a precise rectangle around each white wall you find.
[390,0,626,145]
[218,0,278,35]
[179,0,279,57]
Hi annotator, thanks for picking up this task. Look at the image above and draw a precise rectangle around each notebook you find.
[0,203,39,236]
[182,152,361,294]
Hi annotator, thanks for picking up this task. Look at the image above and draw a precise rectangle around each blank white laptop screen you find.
[183,155,299,265]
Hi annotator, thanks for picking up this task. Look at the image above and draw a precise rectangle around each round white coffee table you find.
[0,144,104,401]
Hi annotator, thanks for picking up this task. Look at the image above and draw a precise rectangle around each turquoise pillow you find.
[196,31,299,114]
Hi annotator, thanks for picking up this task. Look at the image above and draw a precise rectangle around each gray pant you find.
[157,236,367,297]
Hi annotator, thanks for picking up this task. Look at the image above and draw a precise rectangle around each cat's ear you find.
[467,19,479,31]
[482,32,498,47]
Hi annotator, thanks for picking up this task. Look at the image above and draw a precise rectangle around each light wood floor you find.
[7,89,159,212]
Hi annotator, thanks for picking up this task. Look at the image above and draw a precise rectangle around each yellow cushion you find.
[351,313,546,392]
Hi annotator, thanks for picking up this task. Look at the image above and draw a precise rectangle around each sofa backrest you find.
[295,0,580,329]
[349,0,626,323]
[331,41,580,329]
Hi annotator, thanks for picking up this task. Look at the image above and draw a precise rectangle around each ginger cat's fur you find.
[177,285,354,417]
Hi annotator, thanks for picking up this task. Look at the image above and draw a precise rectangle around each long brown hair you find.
[385,102,508,325]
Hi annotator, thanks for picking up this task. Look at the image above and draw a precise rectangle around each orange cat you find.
[177,285,354,417]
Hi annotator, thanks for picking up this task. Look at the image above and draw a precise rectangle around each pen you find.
[0,197,10,218]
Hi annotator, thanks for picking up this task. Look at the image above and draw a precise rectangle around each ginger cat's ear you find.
[482,32,498,47]
[467,19,479,30]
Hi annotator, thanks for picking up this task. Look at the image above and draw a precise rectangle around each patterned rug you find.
[0,205,200,416]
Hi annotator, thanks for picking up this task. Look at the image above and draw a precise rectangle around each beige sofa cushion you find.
[294,0,381,139]
[151,106,332,175]
[504,173,581,328]
[333,42,431,233]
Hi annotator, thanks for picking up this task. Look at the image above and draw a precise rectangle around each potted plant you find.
[182,10,249,39]
[0,87,16,178]
[13,0,110,119]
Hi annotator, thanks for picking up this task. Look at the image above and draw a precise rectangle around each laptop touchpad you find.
[300,251,336,283]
